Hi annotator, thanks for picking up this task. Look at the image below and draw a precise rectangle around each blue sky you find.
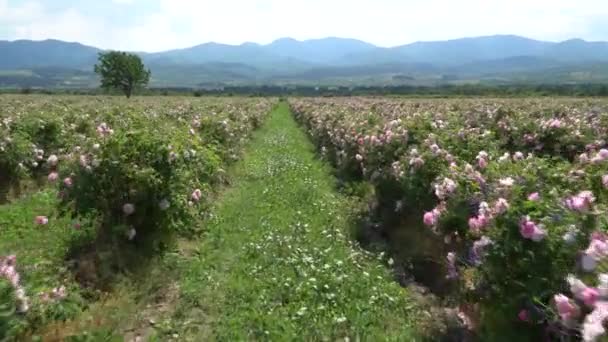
[1,0,607,52]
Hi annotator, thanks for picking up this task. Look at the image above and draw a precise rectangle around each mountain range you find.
[1,35,608,88]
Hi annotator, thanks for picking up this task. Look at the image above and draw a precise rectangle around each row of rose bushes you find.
[291,97,608,340]
[0,95,273,337]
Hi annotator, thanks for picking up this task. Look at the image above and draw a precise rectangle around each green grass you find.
[0,189,96,338]
[165,102,420,340]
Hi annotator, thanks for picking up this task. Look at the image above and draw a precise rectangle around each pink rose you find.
[191,189,203,202]
[35,216,48,225]
[554,294,578,321]
[47,172,59,182]
[582,287,600,307]
[518,309,529,322]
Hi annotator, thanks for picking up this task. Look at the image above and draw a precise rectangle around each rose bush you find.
[0,96,274,339]
[291,97,608,340]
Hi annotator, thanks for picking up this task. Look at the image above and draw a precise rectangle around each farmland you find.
[2,94,608,340]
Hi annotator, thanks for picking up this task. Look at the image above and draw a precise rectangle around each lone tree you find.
[94,51,150,98]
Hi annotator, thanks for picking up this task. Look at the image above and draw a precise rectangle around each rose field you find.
[2,95,608,341]
[291,97,608,341]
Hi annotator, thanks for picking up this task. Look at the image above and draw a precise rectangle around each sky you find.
[1,0,608,52]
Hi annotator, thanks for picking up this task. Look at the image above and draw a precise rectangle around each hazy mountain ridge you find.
[1,35,608,87]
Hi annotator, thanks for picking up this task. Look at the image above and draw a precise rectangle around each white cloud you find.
[1,0,607,51]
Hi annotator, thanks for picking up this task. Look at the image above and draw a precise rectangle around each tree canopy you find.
[94,51,150,98]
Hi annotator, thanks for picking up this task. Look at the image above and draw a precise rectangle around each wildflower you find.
[35,216,48,225]
[355,154,363,162]
[122,203,135,216]
[63,177,73,188]
[527,192,540,201]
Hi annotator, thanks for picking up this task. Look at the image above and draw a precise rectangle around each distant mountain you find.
[0,39,100,69]
[265,37,376,64]
[391,35,551,65]
[1,35,608,87]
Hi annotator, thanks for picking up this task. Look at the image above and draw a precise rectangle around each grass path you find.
[165,102,419,340]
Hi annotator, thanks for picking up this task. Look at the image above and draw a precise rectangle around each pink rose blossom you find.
[468,216,488,233]
[494,198,509,214]
[518,309,529,322]
[565,191,595,213]
[582,287,600,307]
[554,294,578,321]
[47,172,59,182]
[191,189,203,202]
[96,123,113,137]
[519,217,545,241]
[583,301,608,341]
[35,216,48,225]
[63,177,73,188]
[423,209,441,227]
